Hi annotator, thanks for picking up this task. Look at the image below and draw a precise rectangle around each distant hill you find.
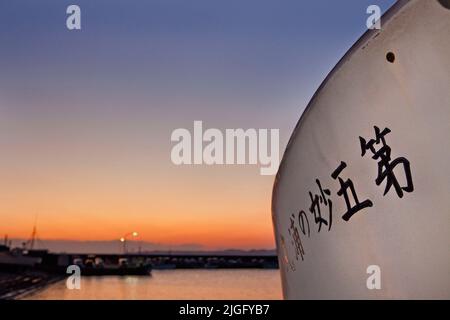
[8,238,276,256]
[142,249,277,256]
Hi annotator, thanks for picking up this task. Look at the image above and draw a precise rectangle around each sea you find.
[24,269,282,300]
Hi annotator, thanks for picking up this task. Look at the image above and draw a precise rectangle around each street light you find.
[120,231,138,254]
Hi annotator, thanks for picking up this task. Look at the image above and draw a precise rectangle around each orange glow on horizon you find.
[1,170,276,250]
[1,214,275,250]
[0,103,279,251]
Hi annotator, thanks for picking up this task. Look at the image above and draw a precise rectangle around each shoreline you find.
[0,271,64,300]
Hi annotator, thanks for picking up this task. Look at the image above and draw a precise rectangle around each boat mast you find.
[28,214,38,250]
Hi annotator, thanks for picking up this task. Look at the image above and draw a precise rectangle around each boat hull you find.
[272,0,450,299]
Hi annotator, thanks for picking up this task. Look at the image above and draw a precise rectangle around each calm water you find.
[26,270,282,300]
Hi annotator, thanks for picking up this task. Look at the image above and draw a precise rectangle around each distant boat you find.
[45,255,153,276]
[273,0,450,299]
[0,249,42,272]
[0,246,152,277]
[78,256,152,276]
[75,265,152,276]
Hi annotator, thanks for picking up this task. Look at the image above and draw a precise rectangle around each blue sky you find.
[0,1,396,250]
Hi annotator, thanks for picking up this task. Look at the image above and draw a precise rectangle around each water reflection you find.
[26,269,282,300]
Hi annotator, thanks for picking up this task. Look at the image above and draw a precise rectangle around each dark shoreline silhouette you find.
[0,271,62,300]
[0,244,279,299]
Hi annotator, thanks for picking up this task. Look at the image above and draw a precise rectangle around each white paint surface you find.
[272,0,450,299]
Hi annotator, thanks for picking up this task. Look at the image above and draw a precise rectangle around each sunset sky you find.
[0,0,394,250]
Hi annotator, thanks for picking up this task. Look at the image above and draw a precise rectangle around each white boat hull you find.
[272,0,450,299]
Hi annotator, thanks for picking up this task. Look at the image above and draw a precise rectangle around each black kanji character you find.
[331,161,373,221]
[288,213,305,261]
[359,126,413,198]
[308,179,333,232]
[298,210,310,238]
